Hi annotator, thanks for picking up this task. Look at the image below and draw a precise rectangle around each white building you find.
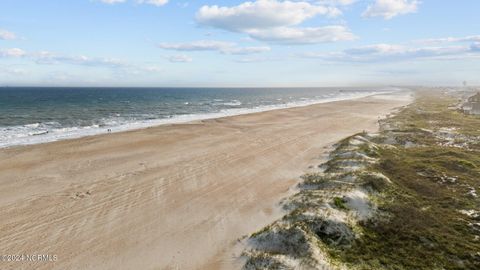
[462,92,480,115]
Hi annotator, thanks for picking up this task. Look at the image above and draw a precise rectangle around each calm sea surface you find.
[0,87,398,148]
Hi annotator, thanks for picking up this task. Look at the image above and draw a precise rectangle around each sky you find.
[0,0,480,87]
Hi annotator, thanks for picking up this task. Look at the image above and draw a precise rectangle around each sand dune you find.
[0,92,411,270]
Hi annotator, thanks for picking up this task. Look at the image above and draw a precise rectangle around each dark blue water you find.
[0,87,395,147]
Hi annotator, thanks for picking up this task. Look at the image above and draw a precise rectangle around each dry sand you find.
[0,92,411,270]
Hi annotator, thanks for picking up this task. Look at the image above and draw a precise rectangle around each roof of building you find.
[468,92,480,102]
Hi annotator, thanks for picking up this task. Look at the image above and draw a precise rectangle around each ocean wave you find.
[0,88,404,148]
[222,100,242,106]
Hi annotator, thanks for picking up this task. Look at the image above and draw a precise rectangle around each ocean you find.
[0,87,399,148]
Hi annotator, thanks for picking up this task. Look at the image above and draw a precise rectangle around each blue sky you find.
[1,0,479,87]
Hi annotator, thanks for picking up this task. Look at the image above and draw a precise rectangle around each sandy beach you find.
[0,92,411,270]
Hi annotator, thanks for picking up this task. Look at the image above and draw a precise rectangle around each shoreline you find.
[0,91,413,270]
[1,89,404,149]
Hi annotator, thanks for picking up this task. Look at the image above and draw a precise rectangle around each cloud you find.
[363,0,419,19]
[99,0,168,6]
[223,46,271,54]
[417,35,480,45]
[0,29,17,40]
[158,40,234,51]
[0,48,26,57]
[0,67,26,76]
[471,43,480,52]
[158,40,271,54]
[140,66,162,72]
[196,0,340,32]
[136,0,168,6]
[195,0,353,44]
[317,0,357,6]
[234,57,267,63]
[99,0,126,4]
[234,55,282,63]
[166,54,193,63]
[247,25,356,44]
[301,42,480,62]
[33,52,162,73]
[0,48,161,74]
[32,51,127,67]
[343,43,405,55]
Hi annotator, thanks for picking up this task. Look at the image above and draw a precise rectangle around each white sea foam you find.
[222,100,242,106]
[0,88,405,148]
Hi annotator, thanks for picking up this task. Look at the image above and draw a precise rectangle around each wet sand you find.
[0,91,411,270]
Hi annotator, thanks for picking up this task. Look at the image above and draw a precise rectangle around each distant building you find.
[462,92,480,115]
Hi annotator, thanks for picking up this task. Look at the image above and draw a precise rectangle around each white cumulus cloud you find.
[247,25,356,44]
[0,29,17,40]
[317,0,357,6]
[136,0,168,6]
[0,48,26,57]
[363,0,419,19]
[195,0,353,44]
[196,0,340,32]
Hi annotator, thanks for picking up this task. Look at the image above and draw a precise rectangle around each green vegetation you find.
[333,197,348,210]
[329,91,480,269]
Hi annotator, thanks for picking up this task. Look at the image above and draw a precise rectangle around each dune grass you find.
[328,91,480,269]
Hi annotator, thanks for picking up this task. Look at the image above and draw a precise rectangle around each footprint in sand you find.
[73,190,92,199]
